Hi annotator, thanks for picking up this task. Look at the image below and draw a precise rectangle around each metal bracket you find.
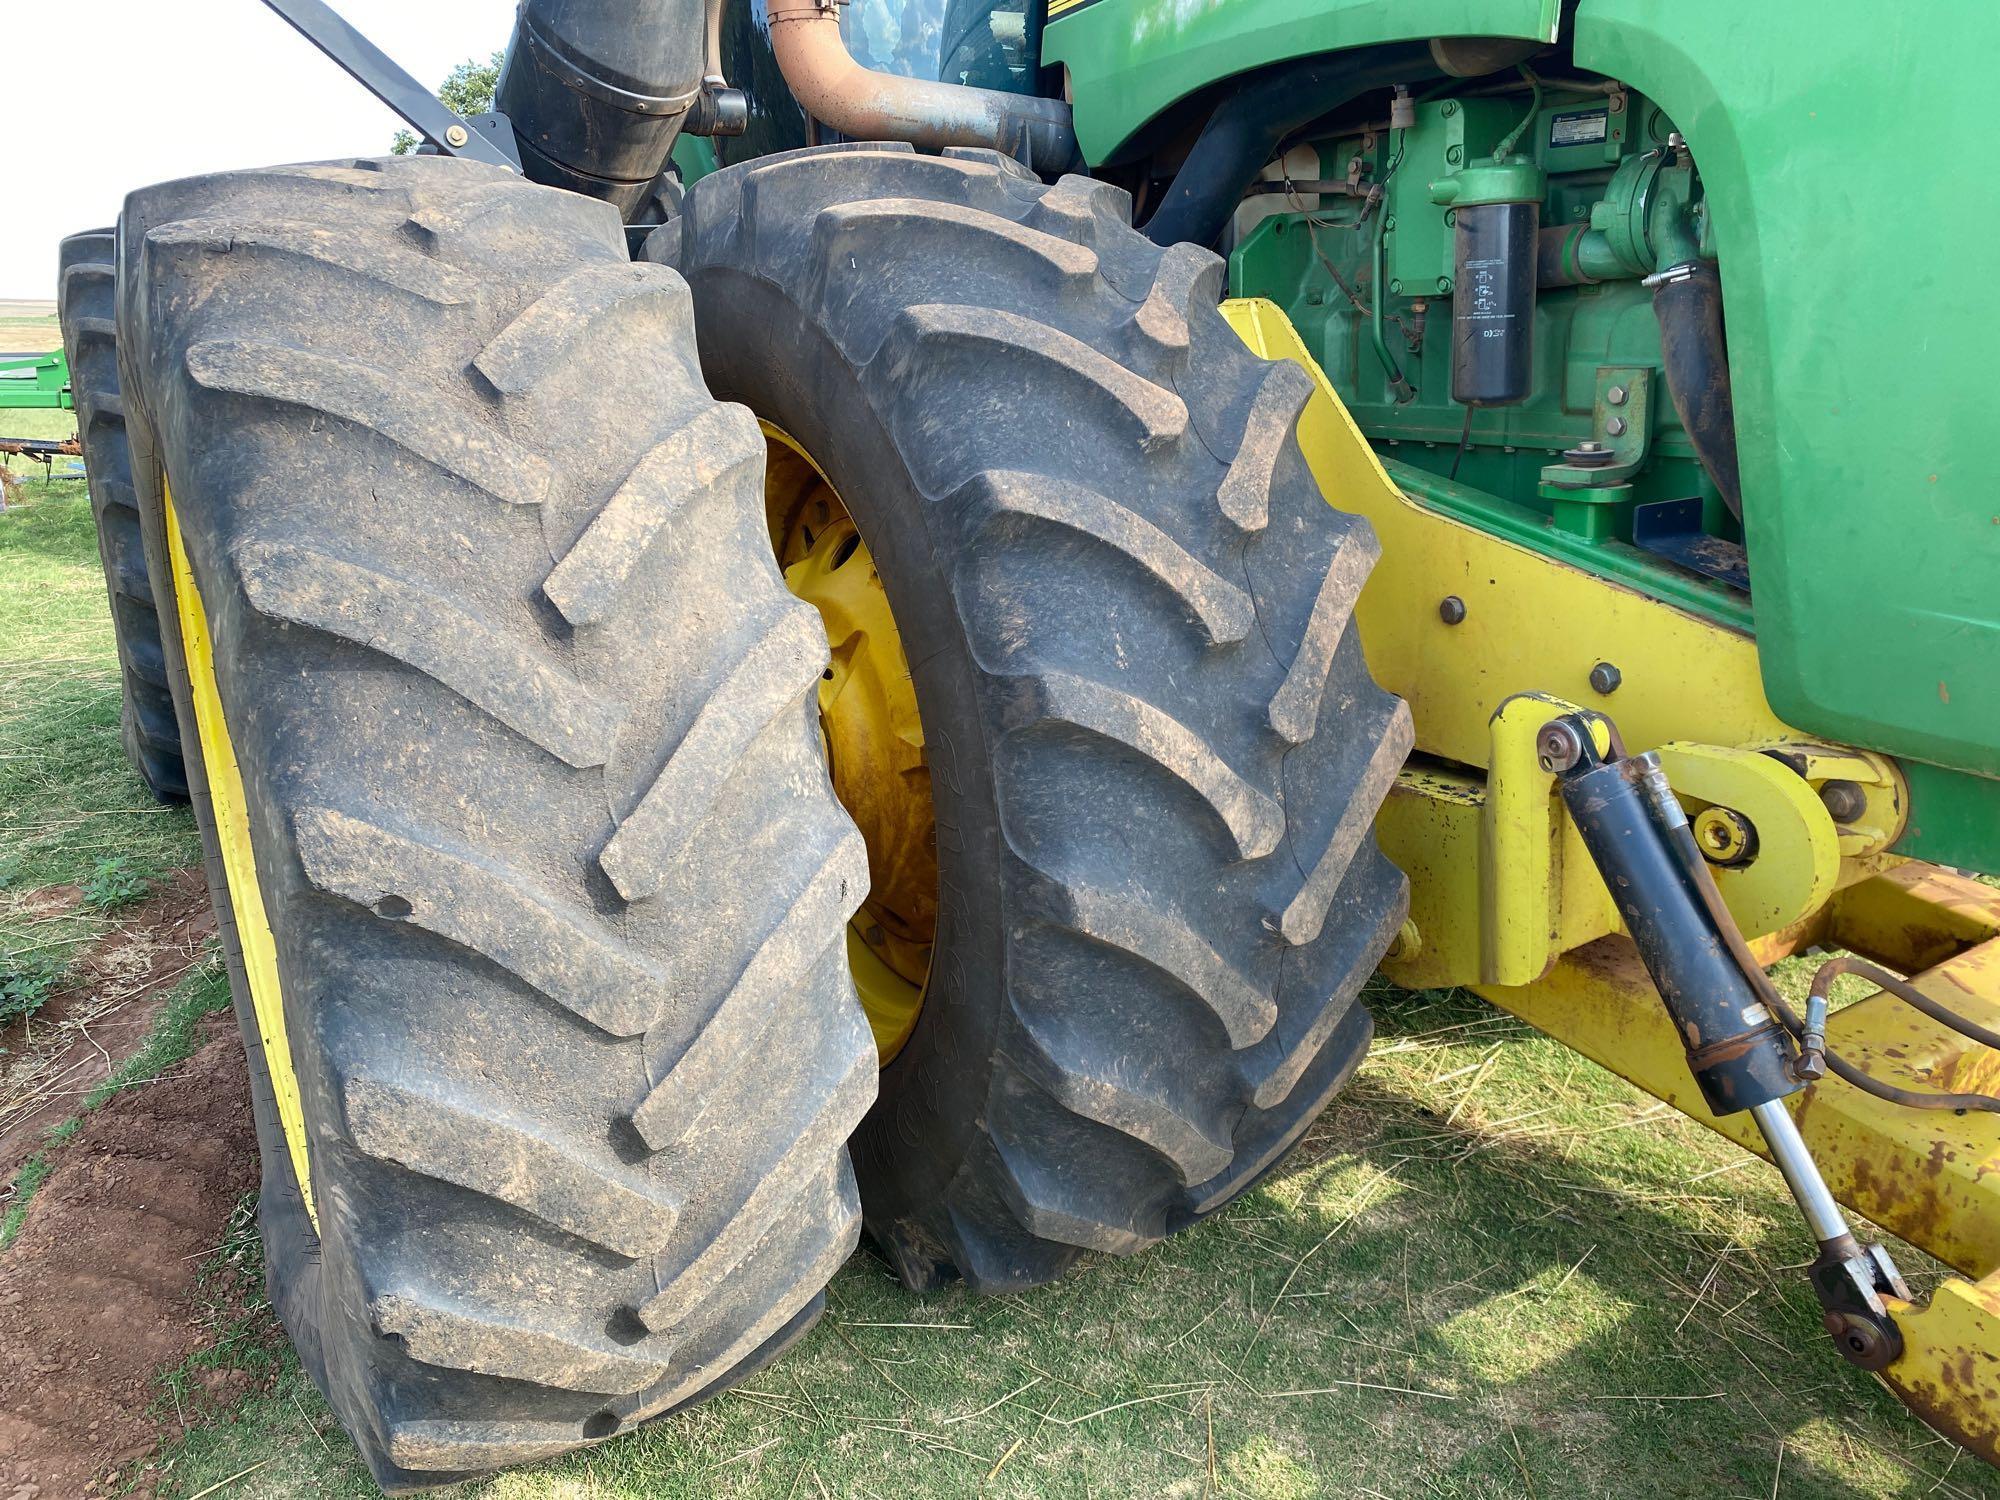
[257,0,522,171]
[1813,1240,1910,1370]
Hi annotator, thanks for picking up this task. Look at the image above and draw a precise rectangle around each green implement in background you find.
[0,348,72,410]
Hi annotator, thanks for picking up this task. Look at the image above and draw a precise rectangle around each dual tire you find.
[101,144,1407,1487]
[653,142,1411,1291]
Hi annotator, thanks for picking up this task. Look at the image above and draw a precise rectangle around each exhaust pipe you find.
[766,0,1079,172]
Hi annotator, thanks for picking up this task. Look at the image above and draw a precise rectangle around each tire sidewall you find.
[686,265,1011,1272]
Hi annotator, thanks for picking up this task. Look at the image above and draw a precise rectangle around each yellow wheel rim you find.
[764,424,933,1065]
[165,480,317,1228]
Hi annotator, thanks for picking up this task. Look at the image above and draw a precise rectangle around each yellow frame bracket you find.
[1479,694,1612,986]
[1222,292,2000,1457]
[1654,741,1840,937]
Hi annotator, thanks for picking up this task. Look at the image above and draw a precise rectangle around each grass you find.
[0,477,209,1250]
[143,979,2000,1500]
[154,1193,288,1430]
[5,365,1994,1498]
[0,1148,56,1249]
[0,473,195,1020]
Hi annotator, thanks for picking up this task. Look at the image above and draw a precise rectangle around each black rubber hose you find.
[1811,955,2000,1055]
[1650,262,1744,518]
[1140,44,1436,250]
[497,0,707,214]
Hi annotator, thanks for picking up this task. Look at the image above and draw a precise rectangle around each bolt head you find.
[1824,1311,1896,1371]
[1819,779,1869,824]
[1607,385,1628,406]
[1605,416,1628,438]
[1693,805,1757,866]
[1438,595,1467,626]
[1536,720,1585,774]
[1588,661,1622,695]
[444,123,470,148]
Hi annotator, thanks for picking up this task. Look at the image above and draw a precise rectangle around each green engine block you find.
[1229,83,1747,621]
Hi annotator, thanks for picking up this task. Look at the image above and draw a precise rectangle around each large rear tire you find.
[115,155,874,1489]
[651,144,1411,1292]
[56,229,188,802]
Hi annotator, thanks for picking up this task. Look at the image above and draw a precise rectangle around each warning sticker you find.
[1549,109,1610,147]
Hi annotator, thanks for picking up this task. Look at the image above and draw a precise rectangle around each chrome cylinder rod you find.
[1750,1098,1850,1245]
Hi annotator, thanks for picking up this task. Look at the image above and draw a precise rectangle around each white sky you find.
[3,0,515,298]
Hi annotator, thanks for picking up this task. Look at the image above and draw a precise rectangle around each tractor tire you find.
[649,143,1412,1292]
[114,155,874,1490]
[56,229,188,802]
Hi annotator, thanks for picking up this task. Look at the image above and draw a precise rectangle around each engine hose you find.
[1140,43,1436,250]
[1649,261,1745,518]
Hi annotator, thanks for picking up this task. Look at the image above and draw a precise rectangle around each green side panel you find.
[1042,0,1557,165]
[1901,763,2000,874]
[1571,3,2000,786]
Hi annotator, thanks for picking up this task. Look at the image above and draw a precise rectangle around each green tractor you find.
[65,0,2000,1486]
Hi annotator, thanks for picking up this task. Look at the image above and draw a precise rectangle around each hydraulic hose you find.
[1649,261,1744,518]
[1658,793,2000,1115]
[1809,956,2000,1054]
[1141,44,1436,250]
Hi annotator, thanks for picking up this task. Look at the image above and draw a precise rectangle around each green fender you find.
[1044,0,2000,868]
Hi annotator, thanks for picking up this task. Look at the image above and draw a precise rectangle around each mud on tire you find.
[650,143,1411,1293]
[114,155,874,1489]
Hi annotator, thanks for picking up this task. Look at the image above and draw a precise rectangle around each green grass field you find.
[2,471,1994,1500]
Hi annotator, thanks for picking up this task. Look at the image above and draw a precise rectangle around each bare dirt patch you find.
[0,1015,259,1497]
[0,869,217,1187]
